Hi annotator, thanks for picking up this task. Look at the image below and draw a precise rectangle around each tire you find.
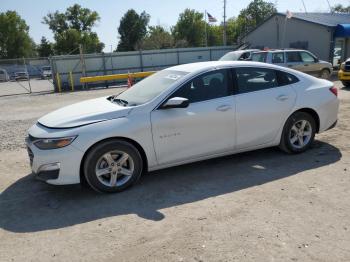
[279,112,316,154]
[320,69,330,79]
[342,81,350,87]
[83,140,143,193]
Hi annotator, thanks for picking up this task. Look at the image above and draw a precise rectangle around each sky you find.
[1,0,350,51]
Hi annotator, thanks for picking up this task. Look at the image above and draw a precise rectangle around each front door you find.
[151,69,236,165]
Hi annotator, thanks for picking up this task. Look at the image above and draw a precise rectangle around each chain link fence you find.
[0,57,54,97]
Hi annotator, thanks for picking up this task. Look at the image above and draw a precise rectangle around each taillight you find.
[330,86,338,97]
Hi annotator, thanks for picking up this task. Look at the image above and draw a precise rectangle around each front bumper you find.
[26,137,84,185]
[338,70,350,81]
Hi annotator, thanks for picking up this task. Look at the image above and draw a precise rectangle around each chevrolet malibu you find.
[26,61,339,193]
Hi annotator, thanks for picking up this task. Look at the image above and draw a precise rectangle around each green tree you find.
[172,9,206,47]
[43,4,104,54]
[0,11,36,59]
[141,26,174,50]
[332,4,350,13]
[117,9,150,51]
[236,0,276,37]
[206,24,222,46]
[37,36,54,57]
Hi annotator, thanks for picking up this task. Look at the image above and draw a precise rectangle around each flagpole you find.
[205,10,208,47]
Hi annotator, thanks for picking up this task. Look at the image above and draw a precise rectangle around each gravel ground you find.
[0,83,349,262]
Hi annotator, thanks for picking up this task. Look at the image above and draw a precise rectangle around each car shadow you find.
[0,141,341,233]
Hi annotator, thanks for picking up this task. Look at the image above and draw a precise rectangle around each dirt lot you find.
[0,78,54,97]
[0,82,349,262]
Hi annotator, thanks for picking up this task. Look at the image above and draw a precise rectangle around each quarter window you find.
[276,70,299,86]
[286,52,302,62]
[272,52,284,64]
[235,67,277,94]
[171,69,232,103]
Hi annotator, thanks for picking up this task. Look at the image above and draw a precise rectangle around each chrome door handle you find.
[216,105,232,112]
[276,95,289,101]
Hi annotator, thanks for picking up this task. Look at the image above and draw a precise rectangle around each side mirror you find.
[161,97,189,109]
[315,57,319,63]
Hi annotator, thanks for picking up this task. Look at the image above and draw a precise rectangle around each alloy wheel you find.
[289,120,313,149]
[95,150,134,187]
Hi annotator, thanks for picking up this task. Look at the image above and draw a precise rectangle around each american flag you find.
[207,12,217,23]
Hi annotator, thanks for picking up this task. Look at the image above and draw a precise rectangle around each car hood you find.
[38,97,132,128]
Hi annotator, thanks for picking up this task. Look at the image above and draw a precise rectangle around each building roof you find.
[278,12,350,27]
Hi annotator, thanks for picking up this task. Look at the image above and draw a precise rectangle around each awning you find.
[334,24,350,37]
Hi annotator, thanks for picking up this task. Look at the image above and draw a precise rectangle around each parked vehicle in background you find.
[26,61,339,193]
[338,58,350,87]
[0,69,9,82]
[251,49,333,79]
[14,72,29,81]
[219,49,260,61]
[41,66,52,79]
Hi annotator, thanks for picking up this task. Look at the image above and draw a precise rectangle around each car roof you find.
[166,61,291,73]
[253,49,308,53]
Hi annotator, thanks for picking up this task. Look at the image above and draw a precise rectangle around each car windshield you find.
[116,70,188,105]
[219,52,240,61]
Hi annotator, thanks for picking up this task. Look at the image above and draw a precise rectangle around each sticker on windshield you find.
[165,74,182,80]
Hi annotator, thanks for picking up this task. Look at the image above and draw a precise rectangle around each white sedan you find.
[26,61,339,193]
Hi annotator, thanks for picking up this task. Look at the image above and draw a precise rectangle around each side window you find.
[300,52,316,63]
[251,52,267,62]
[276,70,299,86]
[286,52,302,63]
[171,69,231,103]
[272,52,284,64]
[235,67,277,94]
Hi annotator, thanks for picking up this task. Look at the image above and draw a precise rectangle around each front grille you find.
[27,146,34,166]
[345,61,350,72]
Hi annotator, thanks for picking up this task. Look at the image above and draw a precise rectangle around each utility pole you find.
[79,44,87,88]
[223,0,227,46]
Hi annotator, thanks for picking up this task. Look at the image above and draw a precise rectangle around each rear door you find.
[234,67,297,149]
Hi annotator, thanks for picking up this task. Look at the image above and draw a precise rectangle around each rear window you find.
[251,52,267,62]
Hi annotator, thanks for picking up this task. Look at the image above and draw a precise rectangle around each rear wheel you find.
[320,69,330,79]
[279,112,316,154]
[83,140,143,193]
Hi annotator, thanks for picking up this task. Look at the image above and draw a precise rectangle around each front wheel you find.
[279,112,316,154]
[83,140,143,193]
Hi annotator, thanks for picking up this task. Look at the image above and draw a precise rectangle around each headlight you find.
[34,136,77,150]
[340,62,345,70]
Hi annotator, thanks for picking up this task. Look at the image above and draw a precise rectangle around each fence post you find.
[139,50,144,72]
[23,57,32,93]
[79,44,87,89]
[177,49,180,65]
[56,73,62,93]
[102,53,108,88]
[209,48,212,61]
[69,71,74,91]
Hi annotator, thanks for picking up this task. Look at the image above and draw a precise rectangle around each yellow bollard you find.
[56,72,62,93]
[69,71,74,91]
